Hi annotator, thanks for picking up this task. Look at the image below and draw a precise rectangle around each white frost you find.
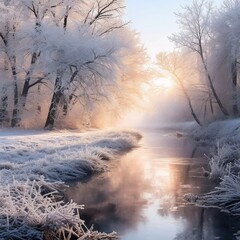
[0,129,140,184]
[0,129,141,239]
[187,119,240,215]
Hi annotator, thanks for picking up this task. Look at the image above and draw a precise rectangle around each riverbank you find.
[184,119,240,220]
[0,129,141,239]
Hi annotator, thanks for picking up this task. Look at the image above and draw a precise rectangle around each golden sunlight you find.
[151,77,174,89]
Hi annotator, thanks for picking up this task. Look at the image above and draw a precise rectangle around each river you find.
[65,129,240,240]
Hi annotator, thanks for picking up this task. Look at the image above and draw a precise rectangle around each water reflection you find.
[66,150,151,233]
[65,129,240,240]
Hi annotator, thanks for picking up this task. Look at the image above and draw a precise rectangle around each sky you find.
[124,0,223,59]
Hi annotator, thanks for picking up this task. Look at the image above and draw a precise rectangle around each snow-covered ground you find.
[0,128,141,239]
[185,119,240,217]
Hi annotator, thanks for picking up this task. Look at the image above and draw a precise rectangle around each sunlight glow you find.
[151,77,174,89]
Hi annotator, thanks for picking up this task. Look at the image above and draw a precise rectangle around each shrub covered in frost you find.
[203,143,238,181]
[0,179,117,240]
[209,158,230,181]
[195,174,240,214]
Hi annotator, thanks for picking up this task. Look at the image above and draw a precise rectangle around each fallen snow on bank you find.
[0,129,141,184]
[0,128,141,239]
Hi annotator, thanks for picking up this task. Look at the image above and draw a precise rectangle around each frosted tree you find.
[210,0,240,116]
[43,28,128,129]
[0,4,21,127]
[0,0,59,127]
[0,0,148,129]
[19,0,54,107]
[88,31,151,128]
[157,52,202,125]
[170,0,229,117]
[43,0,131,129]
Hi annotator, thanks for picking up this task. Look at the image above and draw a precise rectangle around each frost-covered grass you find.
[185,119,240,215]
[189,119,240,182]
[195,174,240,214]
[205,143,237,181]
[0,179,118,240]
[208,157,230,181]
[0,129,141,239]
[0,129,140,184]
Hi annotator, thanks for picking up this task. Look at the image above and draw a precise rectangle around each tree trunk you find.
[62,98,68,116]
[21,52,38,107]
[62,70,78,116]
[186,94,202,126]
[0,87,8,124]
[199,50,229,116]
[44,74,63,129]
[177,76,201,126]
[1,25,20,127]
[11,82,19,127]
[208,90,214,116]
[37,84,41,114]
[10,55,20,127]
[62,94,76,116]
[232,59,238,116]
[63,6,69,30]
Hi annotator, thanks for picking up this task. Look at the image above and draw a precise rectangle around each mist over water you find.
[118,88,190,128]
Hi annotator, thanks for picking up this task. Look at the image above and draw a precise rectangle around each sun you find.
[151,77,174,89]
[141,77,175,94]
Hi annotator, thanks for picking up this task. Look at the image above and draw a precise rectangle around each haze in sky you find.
[125,0,223,58]
[121,0,225,127]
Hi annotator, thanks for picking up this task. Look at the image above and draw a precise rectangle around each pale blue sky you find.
[125,0,223,58]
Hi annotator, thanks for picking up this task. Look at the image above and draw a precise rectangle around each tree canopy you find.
[0,0,150,129]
